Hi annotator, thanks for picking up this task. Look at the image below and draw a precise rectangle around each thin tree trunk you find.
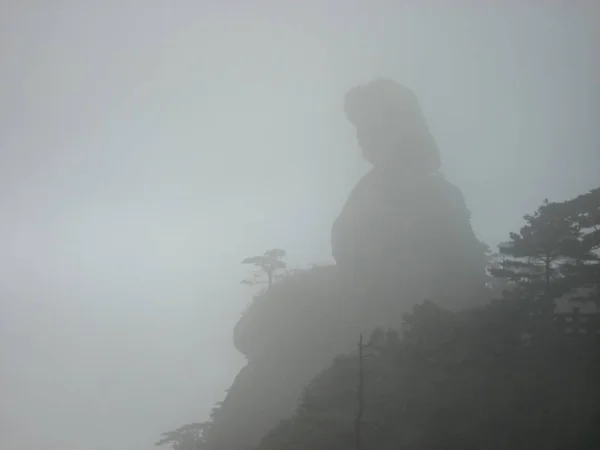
[355,334,364,450]
[544,258,551,294]
[541,257,553,337]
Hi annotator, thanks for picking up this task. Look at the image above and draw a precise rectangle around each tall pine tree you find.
[492,199,580,310]
[552,187,600,304]
[491,188,599,336]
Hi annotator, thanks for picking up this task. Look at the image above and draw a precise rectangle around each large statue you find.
[201,80,487,450]
[332,79,485,311]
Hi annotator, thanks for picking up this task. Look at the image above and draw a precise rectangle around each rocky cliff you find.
[201,79,486,450]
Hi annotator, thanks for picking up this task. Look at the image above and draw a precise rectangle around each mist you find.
[1,2,599,450]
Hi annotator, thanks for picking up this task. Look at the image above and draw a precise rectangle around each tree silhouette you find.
[355,329,386,450]
[241,248,287,289]
[552,187,600,303]
[491,189,600,310]
[490,199,581,316]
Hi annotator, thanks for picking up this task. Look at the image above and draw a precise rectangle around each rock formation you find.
[201,79,486,450]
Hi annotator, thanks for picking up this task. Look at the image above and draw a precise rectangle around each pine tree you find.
[552,187,600,304]
[492,199,580,309]
[241,248,287,289]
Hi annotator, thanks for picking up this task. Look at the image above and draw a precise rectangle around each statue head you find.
[344,79,440,173]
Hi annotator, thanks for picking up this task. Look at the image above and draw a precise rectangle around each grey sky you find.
[1,2,599,449]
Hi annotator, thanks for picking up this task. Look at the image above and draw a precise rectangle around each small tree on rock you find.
[241,248,287,289]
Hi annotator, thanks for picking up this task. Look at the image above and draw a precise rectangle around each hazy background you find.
[1,1,599,449]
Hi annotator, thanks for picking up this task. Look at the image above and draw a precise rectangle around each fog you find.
[1,2,599,449]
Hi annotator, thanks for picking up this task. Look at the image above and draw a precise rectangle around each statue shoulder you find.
[353,169,379,191]
[339,170,379,207]
[423,173,469,213]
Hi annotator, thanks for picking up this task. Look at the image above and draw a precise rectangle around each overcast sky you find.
[1,1,599,449]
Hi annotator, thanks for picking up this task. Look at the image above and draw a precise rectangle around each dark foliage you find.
[256,301,600,450]
[491,188,600,314]
[157,187,600,450]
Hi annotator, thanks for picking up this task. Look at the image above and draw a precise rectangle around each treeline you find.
[155,187,599,450]
[258,301,599,450]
